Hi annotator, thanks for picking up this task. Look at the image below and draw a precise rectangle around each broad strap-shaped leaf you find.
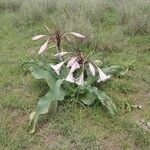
[80,85,117,115]
[54,79,66,101]
[22,60,55,73]
[77,85,88,94]
[95,89,117,115]
[28,112,38,134]
[29,67,56,91]
[28,91,54,134]
[105,100,117,115]
[102,66,124,76]
[86,69,97,85]
[80,92,96,105]
[79,84,97,105]
[37,92,54,114]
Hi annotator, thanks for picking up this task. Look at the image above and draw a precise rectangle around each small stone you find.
[142,125,149,131]
[133,105,142,109]
[136,120,142,125]
[137,105,142,109]
[140,119,145,123]
[147,122,150,127]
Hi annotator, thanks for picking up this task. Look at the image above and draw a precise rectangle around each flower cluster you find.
[51,52,110,85]
[32,27,85,55]
[32,28,110,86]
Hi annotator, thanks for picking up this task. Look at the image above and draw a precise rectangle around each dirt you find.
[101,133,135,150]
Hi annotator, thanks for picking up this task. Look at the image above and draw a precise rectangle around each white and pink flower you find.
[65,70,75,83]
[54,52,68,57]
[75,72,85,85]
[70,61,80,73]
[51,61,65,75]
[89,62,95,76]
[67,57,77,68]
[97,67,110,82]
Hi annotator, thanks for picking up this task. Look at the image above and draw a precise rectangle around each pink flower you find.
[70,61,80,73]
[97,67,110,82]
[54,52,68,57]
[89,62,95,76]
[70,32,85,38]
[76,72,85,85]
[38,39,49,54]
[65,70,75,83]
[67,57,77,68]
[51,61,65,75]
[32,35,46,41]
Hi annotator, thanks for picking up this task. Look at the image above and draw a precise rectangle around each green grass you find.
[0,0,150,150]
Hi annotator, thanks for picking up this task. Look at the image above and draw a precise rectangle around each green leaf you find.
[28,112,38,134]
[37,92,54,114]
[54,79,66,101]
[22,59,50,70]
[29,67,57,91]
[77,85,88,94]
[124,102,132,112]
[86,69,97,85]
[81,85,117,115]
[28,79,66,134]
[105,101,117,115]
[95,90,117,115]
[80,92,96,105]
[21,59,38,68]
[28,91,54,134]
[102,66,124,76]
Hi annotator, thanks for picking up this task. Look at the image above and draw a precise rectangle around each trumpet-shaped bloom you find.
[70,32,85,38]
[65,70,75,83]
[97,67,110,82]
[67,57,77,68]
[54,52,68,57]
[38,40,49,54]
[32,35,46,41]
[70,61,80,73]
[89,62,95,76]
[76,72,85,85]
[51,61,65,75]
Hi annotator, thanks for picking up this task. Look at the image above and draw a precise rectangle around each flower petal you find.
[51,61,65,75]
[38,40,49,54]
[89,62,95,76]
[70,61,80,73]
[65,71,75,83]
[64,35,71,42]
[76,72,84,85]
[97,67,110,82]
[94,60,103,66]
[32,35,46,40]
[54,52,68,57]
[67,57,77,68]
[70,32,85,38]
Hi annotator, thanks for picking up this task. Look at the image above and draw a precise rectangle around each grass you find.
[0,0,150,149]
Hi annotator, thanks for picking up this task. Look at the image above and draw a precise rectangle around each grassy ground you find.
[0,0,150,150]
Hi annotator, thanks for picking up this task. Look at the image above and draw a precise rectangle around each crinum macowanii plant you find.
[25,26,125,133]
